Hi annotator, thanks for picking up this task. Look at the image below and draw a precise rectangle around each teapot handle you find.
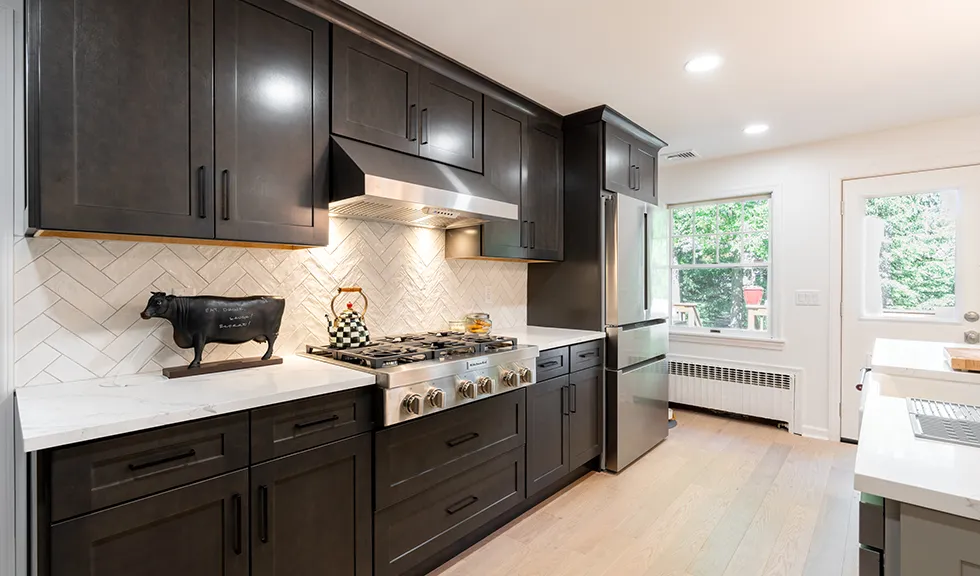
[330,286,368,325]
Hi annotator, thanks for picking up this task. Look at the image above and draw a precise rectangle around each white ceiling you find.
[343,0,980,160]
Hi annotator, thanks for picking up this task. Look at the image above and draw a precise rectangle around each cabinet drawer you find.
[375,389,525,510]
[536,347,569,380]
[859,499,885,550]
[858,546,882,576]
[251,387,376,464]
[374,446,525,576]
[569,339,603,372]
[49,413,249,522]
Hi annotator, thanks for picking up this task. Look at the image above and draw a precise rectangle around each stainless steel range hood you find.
[329,136,518,229]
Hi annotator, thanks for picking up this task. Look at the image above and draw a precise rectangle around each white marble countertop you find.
[500,325,605,351]
[872,338,980,385]
[16,355,376,452]
[854,372,980,520]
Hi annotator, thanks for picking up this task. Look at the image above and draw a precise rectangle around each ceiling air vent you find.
[663,149,700,161]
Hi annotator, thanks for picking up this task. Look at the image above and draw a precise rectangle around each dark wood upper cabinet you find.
[213,0,330,245]
[526,375,569,497]
[603,126,633,195]
[632,140,658,204]
[250,434,372,576]
[32,0,215,239]
[479,97,527,259]
[50,470,249,576]
[525,121,563,261]
[418,68,483,172]
[331,26,419,156]
[568,367,603,469]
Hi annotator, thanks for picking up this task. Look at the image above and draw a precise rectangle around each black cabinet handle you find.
[232,493,243,555]
[420,108,429,145]
[561,386,569,416]
[570,383,577,413]
[539,360,560,369]
[628,164,634,190]
[446,495,479,515]
[578,351,597,359]
[521,221,528,248]
[258,485,269,544]
[446,432,480,447]
[128,448,196,472]
[294,414,339,430]
[635,165,641,190]
[530,221,536,249]
[221,170,230,221]
[408,104,418,141]
[197,166,207,218]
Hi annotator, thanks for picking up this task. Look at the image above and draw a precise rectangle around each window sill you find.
[669,330,786,350]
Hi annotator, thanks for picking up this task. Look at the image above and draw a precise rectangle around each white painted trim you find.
[669,330,786,350]
[829,174,843,442]
[801,424,831,441]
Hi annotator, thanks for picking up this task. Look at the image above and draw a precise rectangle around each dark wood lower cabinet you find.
[50,470,249,576]
[569,367,603,469]
[526,375,570,496]
[250,433,372,576]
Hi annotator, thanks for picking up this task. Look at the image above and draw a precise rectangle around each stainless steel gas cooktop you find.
[301,332,538,426]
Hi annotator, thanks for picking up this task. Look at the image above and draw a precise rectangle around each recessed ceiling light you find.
[684,54,723,73]
[743,124,770,135]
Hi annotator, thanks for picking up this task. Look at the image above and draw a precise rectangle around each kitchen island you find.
[854,339,980,575]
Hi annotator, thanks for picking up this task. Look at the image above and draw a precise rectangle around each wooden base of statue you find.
[162,356,283,379]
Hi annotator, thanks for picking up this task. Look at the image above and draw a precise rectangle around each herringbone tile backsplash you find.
[12,218,527,386]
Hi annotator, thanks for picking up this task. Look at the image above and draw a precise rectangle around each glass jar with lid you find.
[464,313,492,334]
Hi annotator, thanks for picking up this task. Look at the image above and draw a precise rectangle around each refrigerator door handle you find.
[643,211,649,311]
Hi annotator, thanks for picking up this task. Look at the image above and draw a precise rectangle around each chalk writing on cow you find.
[141,292,285,369]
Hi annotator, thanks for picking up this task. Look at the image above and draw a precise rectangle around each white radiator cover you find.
[668,354,799,432]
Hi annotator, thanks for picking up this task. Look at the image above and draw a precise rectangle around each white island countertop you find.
[854,372,980,521]
[872,338,980,385]
[501,326,605,351]
[16,355,376,452]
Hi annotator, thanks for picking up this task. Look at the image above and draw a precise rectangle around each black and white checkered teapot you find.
[327,287,371,349]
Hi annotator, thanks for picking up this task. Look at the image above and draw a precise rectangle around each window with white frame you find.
[669,194,773,336]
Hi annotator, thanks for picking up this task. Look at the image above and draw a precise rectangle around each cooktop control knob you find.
[458,380,476,399]
[403,394,423,415]
[477,376,493,394]
[426,388,445,408]
[501,370,518,387]
[518,366,532,383]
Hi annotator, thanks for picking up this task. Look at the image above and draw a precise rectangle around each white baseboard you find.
[800,424,831,440]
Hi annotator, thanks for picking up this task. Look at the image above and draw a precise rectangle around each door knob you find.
[965,330,980,344]
[966,311,979,322]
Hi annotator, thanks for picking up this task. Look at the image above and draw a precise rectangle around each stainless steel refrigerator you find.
[602,191,670,472]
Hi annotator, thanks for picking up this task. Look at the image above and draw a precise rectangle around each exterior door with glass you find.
[840,165,980,441]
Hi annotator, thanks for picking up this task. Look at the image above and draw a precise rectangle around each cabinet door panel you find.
[214,0,329,245]
[526,121,563,261]
[569,367,603,469]
[50,471,248,576]
[36,0,214,238]
[251,434,372,576]
[603,125,632,195]
[480,97,527,259]
[632,141,658,204]
[527,375,569,496]
[418,68,482,172]
[332,27,418,155]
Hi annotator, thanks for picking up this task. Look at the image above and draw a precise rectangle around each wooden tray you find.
[944,347,980,372]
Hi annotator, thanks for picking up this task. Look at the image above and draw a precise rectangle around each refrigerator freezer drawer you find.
[606,320,668,371]
[605,357,669,472]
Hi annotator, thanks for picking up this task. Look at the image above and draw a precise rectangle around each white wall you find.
[661,114,980,439]
[1,0,23,574]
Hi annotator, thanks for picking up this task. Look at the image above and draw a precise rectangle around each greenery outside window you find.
[670,194,773,337]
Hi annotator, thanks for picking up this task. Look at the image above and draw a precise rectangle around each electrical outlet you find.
[484,286,493,304]
[794,290,820,306]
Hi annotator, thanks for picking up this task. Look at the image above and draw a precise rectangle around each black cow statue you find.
[141,292,285,369]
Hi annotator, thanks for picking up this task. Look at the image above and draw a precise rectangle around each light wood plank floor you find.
[430,408,858,576]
